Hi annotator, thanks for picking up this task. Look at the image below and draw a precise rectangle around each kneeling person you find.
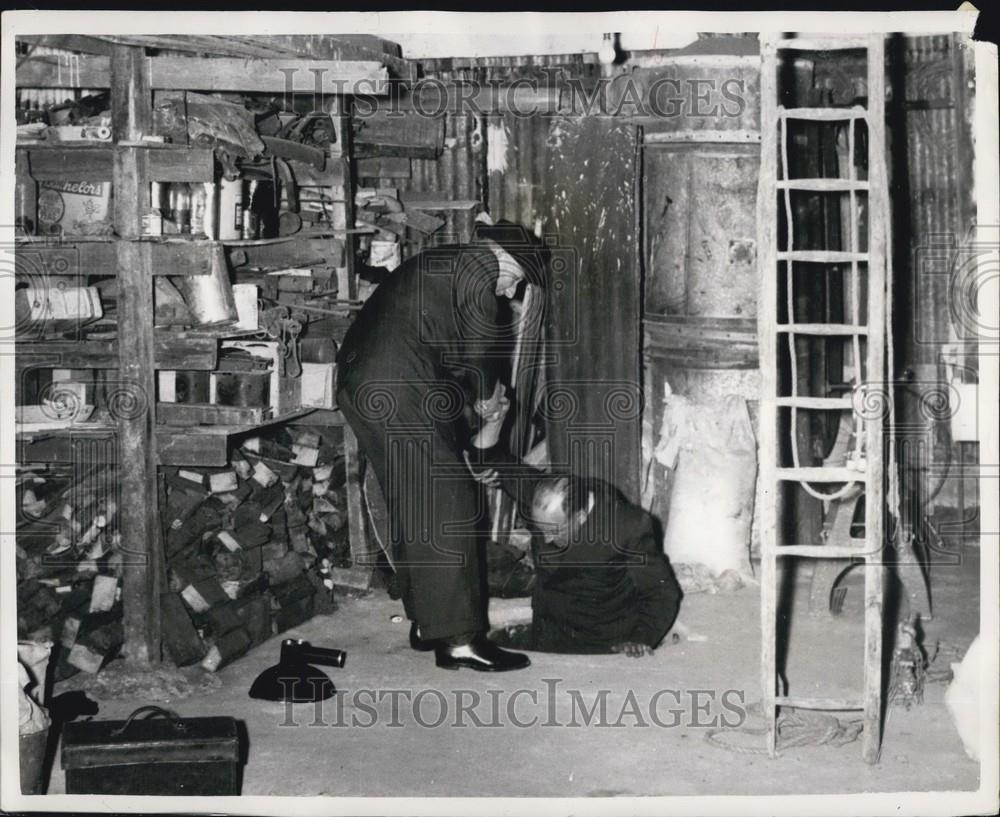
[494,472,682,657]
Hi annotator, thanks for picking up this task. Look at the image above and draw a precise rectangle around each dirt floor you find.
[45,548,981,798]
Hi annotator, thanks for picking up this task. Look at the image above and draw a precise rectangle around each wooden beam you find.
[255,34,415,83]
[19,34,114,56]
[228,236,344,271]
[156,428,231,467]
[16,240,214,277]
[15,426,232,467]
[354,111,444,154]
[326,95,357,306]
[16,338,218,370]
[111,43,163,667]
[18,54,390,95]
[342,424,372,586]
[399,83,559,115]
[17,429,116,464]
[97,34,299,60]
[398,192,479,211]
[353,143,438,160]
[861,32,887,767]
[156,402,267,427]
[285,408,346,426]
[17,53,111,89]
[22,146,213,183]
[757,33,780,760]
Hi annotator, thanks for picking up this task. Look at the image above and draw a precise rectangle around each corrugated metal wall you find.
[419,55,594,230]
[895,34,977,518]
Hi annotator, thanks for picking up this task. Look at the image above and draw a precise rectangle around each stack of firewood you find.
[17,464,127,678]
[15,425,353,678]
[161,425,350,671]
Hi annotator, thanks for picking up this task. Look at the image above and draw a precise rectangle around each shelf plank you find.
[16,240,214,277]
[285,408,346,426]
[155,427,231,466]
[156,407,319,465]
[255,34,415,83]
[16,337,217,370]
[14,424,226,467]
[226,235,345,271]
[17,426,118,463]
[398,192,480,211]
[18,54,389,95]
[156,402,267,426]
[21,145,213,183]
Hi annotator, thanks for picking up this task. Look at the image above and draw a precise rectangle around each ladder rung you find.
[777,323,869,335]
[777,179,870,192]
[773,545,871,559]
[776,396,852,410]
[777,251,869,263]
[776,37,871,52]
[778,106,868,121]
[776,467,865,482]
[775,695,864,711]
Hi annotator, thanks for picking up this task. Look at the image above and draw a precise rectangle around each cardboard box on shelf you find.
[37,180,112,236]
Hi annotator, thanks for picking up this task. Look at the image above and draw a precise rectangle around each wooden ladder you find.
[757,33,889,764]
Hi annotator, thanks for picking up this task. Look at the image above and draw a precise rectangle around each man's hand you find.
[471,383,510,449]
[463,451,501,488]
[474,382,509,421]
[611,642,654,659]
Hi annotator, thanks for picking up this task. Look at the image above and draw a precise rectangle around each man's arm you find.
[624,516,682,649]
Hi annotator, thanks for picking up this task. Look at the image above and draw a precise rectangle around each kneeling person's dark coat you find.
[501,472,682,654]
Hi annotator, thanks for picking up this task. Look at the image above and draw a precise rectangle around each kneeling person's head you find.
[529,476,595,548]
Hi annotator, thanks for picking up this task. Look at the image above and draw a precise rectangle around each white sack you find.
[655,393,757,579]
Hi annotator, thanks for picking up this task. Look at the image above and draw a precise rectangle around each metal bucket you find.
[19,728,49,794]
[174,242,237,327]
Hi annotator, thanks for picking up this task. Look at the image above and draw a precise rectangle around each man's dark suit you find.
[336,245,508,641]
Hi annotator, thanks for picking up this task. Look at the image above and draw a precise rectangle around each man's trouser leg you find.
[338,385,487,641]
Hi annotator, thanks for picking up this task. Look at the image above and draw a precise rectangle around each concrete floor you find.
[47,548,981,797]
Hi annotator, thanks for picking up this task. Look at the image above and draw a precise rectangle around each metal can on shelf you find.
[217,177,243,241]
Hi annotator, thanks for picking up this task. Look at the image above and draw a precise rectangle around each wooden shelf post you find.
[111,44,164,665]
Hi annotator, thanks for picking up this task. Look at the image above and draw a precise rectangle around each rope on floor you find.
[705,708,864,755]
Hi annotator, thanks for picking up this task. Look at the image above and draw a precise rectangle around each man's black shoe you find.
[435,634,531,672]
[409,622,435,652]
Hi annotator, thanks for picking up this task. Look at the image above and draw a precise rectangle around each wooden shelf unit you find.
[15,35,398,664]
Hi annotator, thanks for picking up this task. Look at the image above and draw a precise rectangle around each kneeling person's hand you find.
[612,641,654,658]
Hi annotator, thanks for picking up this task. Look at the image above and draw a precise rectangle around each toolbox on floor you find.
[61,705,244,795]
